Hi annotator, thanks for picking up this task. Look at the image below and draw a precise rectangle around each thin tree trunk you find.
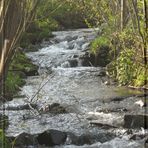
[121,0,127,31]
[143,0,148,92]
[0,0,40,98]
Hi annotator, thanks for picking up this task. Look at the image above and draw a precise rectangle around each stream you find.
[1,28,147,147]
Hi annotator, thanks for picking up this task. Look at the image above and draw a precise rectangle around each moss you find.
[4,51,38,99]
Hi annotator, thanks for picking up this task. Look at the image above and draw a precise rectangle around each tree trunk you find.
[121,0,128,31]
[0,0,40,98]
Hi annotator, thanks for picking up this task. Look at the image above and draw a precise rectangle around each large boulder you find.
[68,59,78,67]
[93,46,111,67]
[124,114,148,129]
[37,130,67,146]
[8,133,37,147]
[66,132,115,146]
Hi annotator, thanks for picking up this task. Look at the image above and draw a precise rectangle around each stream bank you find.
[1,28,147,148]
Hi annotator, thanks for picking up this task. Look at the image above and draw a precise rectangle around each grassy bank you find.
[4,51,38,100]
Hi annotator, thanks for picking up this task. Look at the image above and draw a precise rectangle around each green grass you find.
[4,51,38,99]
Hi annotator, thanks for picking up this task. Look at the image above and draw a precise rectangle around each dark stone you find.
[5,103,37,110]
[65,36,77,42]
[89,46,112,67]
[111,96,126,102]
[77,134,93,145]
[145,138,148,146]
[97,71,106,76]
[72,55,78,58]
[50,103,60,108]
[49,103,67,114]
[23,67,38,76]
[37,130,67,146]
[130,134,146,140]
[67,132,115,146]
[18,71,27,79]
[40,103,67,114]
[124,114,148,129]
[68,59,78,67]
[79,53,92,67]
[8,133,37,147]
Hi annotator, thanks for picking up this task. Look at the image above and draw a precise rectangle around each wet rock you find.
[65,36,76,42]
[66,133,79,145]
[49,103,67,114]
[50,103,61,108]
[87,112,124,127]
[77,133,115,145]
[111,96,127,102]
[104,81,110,85]
[97,71,106,77]
[135,100,146,107]
[82,43,90,51]
[72,55,78,58]
[23,66,39,76]
[61,61,70,68]
[40,103,68,114]
[83,46,111,67]
[73,43,81,50]
[124,114,148,129]
[66,132,115,146]
[18,71,27,79]
[96,107,128,113]
[4,103,37,110]
[68,59,78,67]
[130,134,147,140]
[76,37,85,48]
[79,53,92,66]
[8,133,37,147]
[145,138,148,147]
[37,130,67,146]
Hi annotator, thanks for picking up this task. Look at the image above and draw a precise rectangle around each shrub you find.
[91,36,110,54]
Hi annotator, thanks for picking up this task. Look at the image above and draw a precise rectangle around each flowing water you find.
[1,28,147,147]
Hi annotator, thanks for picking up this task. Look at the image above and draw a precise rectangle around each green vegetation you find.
[0,130,10,148]
[20,0,86,49]
[70,0,147,88]
[4,51,38,99]
[91,36,110,54]
[5,72,25,99]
